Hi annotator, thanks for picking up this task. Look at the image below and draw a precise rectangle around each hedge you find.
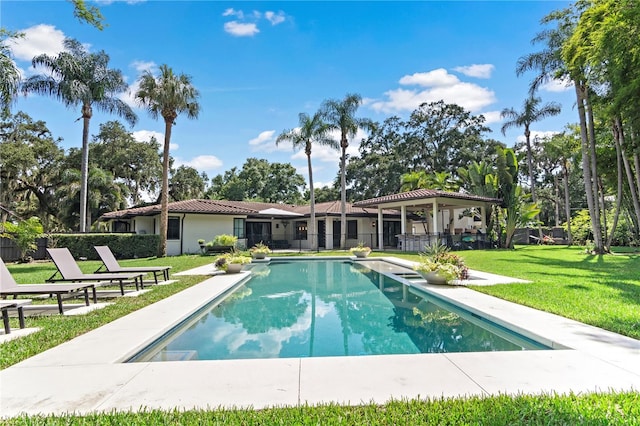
[48,234,160,260]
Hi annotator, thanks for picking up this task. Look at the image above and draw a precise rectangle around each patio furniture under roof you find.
[353,189,502,250]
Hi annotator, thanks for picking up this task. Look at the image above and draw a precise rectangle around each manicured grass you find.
[458,245,640,340]
[3,392,639,425]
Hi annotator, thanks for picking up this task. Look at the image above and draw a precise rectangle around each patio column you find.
[400,205,407,234]
[432,199,439,235]
[377,209,383,249]
[480,205,487,231]
[326,217,333,250]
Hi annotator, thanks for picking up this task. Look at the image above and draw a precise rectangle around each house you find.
[99,199,405,256]
[100,190,502,255]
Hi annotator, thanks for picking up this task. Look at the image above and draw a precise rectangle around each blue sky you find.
[4,0,575,192]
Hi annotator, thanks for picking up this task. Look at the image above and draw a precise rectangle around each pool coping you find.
[1,256,639,417]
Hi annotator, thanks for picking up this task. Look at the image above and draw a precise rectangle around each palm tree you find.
[23,38,137,232]
[516,5,605,253]
[321,93,370,249]
[500,95,561,203]
[277,111,337,250]
[0,29,22,118]
[135,64,200,257]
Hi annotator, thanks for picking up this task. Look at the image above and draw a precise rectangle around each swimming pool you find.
[129,259,549,362]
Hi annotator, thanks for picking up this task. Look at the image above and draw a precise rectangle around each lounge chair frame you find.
[1,300,28,334]
[46,248,144,295]
[1,259,97,314]
[93,246,170,284]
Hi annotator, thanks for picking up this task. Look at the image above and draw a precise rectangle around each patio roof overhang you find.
[353,189,502,249]
[353,189,502,212]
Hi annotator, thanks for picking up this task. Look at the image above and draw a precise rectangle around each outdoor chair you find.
[46,248,144,295]
[1,258,97,314]
[94,246,171,285]
[1,299,30,334]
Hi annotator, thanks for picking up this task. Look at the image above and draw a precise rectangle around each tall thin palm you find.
[516,5,604,253]
[135,64,200,257]
[322,93,369,249]
[500,96,560,203]
[23,38,137,231]
[0,29,22,118]
[277,111,336,250]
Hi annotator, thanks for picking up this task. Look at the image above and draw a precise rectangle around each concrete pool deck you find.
[1,257,639,417]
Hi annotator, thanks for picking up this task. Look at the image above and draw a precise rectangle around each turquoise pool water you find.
[130,260,548,362]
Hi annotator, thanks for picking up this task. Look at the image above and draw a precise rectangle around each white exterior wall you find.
[133,217,155,235]
[181,214,244,254]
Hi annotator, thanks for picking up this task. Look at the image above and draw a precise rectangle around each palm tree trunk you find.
[340,142,347,249]
[615,117,640,231]
[562,164,572,245]
[554,174,560,227]
[607,125,624,249]
[307,152,316,251]
[575,83,603,252]
[585,89,604,249]
[79,108,91,232]
[159,119,172,257]
[525,128,537,202]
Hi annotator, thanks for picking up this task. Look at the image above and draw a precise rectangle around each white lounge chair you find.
[1,258,96,314]
[46,248,144,295]
[94,246,171,285]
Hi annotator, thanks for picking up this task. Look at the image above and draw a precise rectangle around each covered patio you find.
[353,189,502,251]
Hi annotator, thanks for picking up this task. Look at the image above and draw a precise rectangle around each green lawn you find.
[459,245,640,340]
[2,246,639,423]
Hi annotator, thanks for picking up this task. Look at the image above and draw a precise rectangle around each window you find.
[167,217,180,240]
[295,221,308,240]
[233,218,246,238]
[347,220,358,239]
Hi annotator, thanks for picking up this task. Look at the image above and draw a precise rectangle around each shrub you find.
[0,217,43,261]
[209,234,238,247]
[50,233,160,259]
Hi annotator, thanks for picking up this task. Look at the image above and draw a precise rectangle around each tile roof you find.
[100,199,402,220]
[353,189,502,207]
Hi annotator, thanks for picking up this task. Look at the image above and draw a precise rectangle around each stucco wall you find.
[181,214,243,255]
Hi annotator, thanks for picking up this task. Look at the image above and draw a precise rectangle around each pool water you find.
[130,260,548,362]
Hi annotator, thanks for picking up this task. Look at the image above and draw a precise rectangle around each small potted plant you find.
[214,250,251,274]
[414,243,468,285]
[249,242,272,259]
[350,242,372,258]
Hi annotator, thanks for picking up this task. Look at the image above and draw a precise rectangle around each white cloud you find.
[399,69,459,87]
[516,130,559,143]
[265,11,286,25]
[481,110,503,124]
[249,130,276,146]
[369,68,496,114]
[540,77,573,93]
[223,8,244,19]
[133,130,164,143]
[178,155,223,172]
[9,24,66,62]
[131,60,156,74]
[453,64,495,79]
[224,21,259,37]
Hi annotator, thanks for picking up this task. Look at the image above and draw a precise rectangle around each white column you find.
[480,205,487,231]
[326,217,333,250]
[400,205,407,234]
[377,209,383,249]
[432,199,439,235]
